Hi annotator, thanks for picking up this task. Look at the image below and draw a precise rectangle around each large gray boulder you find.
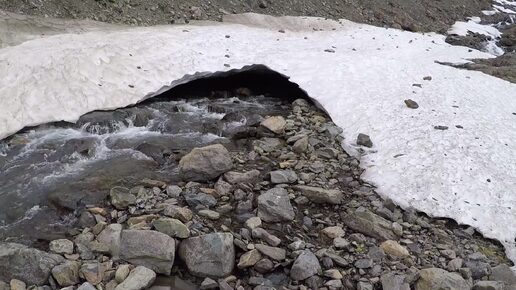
[0,243,65,285]
[343,209,399,241]
[293,185,343,204]
[178,233,235,278]
[257,188,295,223]
[290,250,321,281]
[179,144,233,181]
[416,268,472,290]
[119,230,175,275]
[115,266,156,290]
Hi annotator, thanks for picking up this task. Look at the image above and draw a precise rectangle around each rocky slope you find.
[1,94,514,290]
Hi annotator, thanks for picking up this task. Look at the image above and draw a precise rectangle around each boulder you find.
[152,218,190,238]
[179,144,233,181]
[290,250,321,281]
[51,261,80,287]
[0,243,65,285]
[343,209,399,241]
[115,266,156,290]
[260,116,286,134]
[257,188,295,223]
[49,239,74,255]
[294,185,343,205]
[119,230,175,275]
[178,233,235,278]
[224,170,261,184]
[416,268,472,290]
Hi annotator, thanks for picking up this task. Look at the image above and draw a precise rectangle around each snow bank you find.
[0,13,515,267]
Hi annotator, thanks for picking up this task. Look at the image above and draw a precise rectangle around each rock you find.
[200,278,218,289]
[343,209,399,240]
[292,136,309,153]
[404,99,419,109]
[260,116,286,134]
[51,261,80,287]
[324,269,343,279]
[115,265,131,283]
[333,237,350,249]
[0,281,8,290]
[448,258,463,272]
[166,185,182,197]
[473,281,506,290]
[179,144,233,181]
[465,253,491,279]
[119,230,175,275]
[224,170,260,184]
[253,138,284,152]
[178,233,235,278]
[80,261,111,285]
[96,223,122,257]
[254,258,274,273]
[321,226,345,238]
[257,188,295,222]
[0,243,64,285]
[152,218,190,238]
[357,133,373,147]
[434,125,448,130]
[115,266,156,290]
[380,240,410,257]
[49,239,74,255]
[77,282,96,290]
[354,258,373,269]
[198,210,221,220]
[252,228,281,246]
[490,264,516,284]
[163,206,193,222]
[184,192,217,209]
[255,244,286,261]
[357,282,373,290]
[237,249,262,268]
[416,268,471,290]
[245,217,262,230]
[215,179,232,196]
[270,170,298,184]
[381,273,410,290]
[258,0,268,9]
[290,250,321,281]
[294,185,343,204]
[9,280,24,290]
[110,186,136,210]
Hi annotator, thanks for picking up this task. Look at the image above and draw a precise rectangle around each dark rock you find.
[404,99,419,109]
[434,126,449,130]
[270,170,298,184]
[290,250,321,281]
[257,188,295,222]
[357,133,373,147]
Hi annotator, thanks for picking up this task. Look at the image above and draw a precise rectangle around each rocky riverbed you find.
[1,91,514,290]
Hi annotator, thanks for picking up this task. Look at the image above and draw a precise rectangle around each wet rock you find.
[270,170,298,184]
[255,244,286,261]
[115,266,156,290]
[110,187,136,210]
[490,264,516,284]
[357,133,373,147]
[380,240,410,257]
[404,99,419,109]
[152,218,190,238]
[49,239,74,255]
[257,188,295,222]
[260,116,286,134]
[51,261,80,287]
[290,250,321,281]
[237,249,262,269]
[343,209,399,240]
[292,136,309,153]
[0,243,64,285]
[294,185,343,204]
[179,144,233,181]
[473,281,506,290]
[178,233,235,278]
[224,170,260,184]
[416,268,471,290]
[381,273,410,290]
[119,230,175,275]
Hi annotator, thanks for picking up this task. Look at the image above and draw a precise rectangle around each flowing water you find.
[0,94,291,242]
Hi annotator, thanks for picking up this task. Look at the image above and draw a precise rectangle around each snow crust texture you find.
[0,13,515,266]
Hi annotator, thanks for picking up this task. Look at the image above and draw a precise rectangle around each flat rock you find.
[178,233,235,278]
[237,249,262,269]
[270,170,298,184]
[115,266,156,290]
[0,242,65,285]
[119,230,175,275]
[224,170,260,184]
[294,185,343,204]
[380,240,410,257]
[179,144,233,181]
[290,250,321,281]
[416,268,471,290]
[255,244,286,261]
[343,209,399,241]
[473,281,506,290]
[257,188,295,222]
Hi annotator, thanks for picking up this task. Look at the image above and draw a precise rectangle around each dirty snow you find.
[0,13,515,267]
